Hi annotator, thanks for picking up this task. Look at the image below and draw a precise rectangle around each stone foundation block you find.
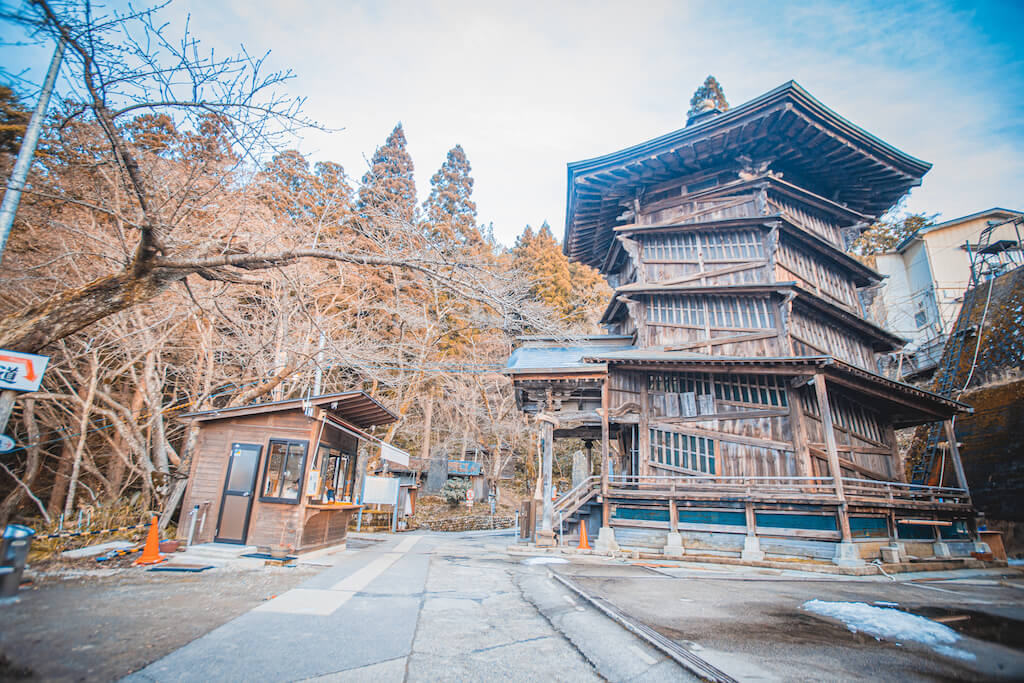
[663,532,685,558]
[833,541,865,567]
[595,526,619,554]
[741,536,764,561]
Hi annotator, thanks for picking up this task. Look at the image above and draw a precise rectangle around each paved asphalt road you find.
[560,559,1024,681]
[121,531,1024,682]
[124,531,690,682]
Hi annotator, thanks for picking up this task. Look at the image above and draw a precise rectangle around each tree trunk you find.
[0,399,49,525]
[47,440,74,519]
[106,384,145,499]
[419,389,434,463]
[64,356,99,517]
[0,266,187,353]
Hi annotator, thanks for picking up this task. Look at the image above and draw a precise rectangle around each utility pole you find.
[0,38,65,438]
[0,38,66,265]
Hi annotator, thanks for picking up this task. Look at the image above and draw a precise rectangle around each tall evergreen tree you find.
[424,144,482,248]
[512,222,610,329]
[687,75,729,118]
[357,122,417,226]
[0,86,30,157]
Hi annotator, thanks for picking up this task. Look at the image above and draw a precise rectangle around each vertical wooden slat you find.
[541,419,554,532]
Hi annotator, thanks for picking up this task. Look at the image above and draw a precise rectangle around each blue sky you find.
[3,0,1022,246]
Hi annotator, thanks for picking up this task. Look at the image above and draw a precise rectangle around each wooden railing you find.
[553,476,600,518]
[552,474,971,512]
[841,477,970,506]
[608,475,838,501]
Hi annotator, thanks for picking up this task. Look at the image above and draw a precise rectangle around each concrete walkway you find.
[124,532,684,682]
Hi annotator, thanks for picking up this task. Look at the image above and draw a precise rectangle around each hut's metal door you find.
[215,443,262,544]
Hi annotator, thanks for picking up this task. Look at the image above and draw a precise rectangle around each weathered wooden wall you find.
[180,409,362,549]
[796,385,896,480]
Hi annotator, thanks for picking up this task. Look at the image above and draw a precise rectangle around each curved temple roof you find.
[564,81,932,268]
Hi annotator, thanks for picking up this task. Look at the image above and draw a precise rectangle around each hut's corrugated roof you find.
[179,390,397,429]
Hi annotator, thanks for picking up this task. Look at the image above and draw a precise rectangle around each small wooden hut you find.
[178,391,397,553]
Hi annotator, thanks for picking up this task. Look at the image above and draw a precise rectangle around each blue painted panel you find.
[939,520,970,539]
[614,507,669,522]
[850,516,889,538]
[613,507,745,526]
[756,513,838,531]
[447,460,482,476]
[897,522,935,540]
[679,510,745,526]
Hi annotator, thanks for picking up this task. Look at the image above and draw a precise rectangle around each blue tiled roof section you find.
[506,344,635,371]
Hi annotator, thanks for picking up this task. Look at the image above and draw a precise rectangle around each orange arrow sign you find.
[0,355,36,381]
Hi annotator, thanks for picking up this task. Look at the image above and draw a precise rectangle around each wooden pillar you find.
[943,420,970,495]
[744,501,756,537]
[639,372,650,478]
[787,381,814,479]
[668,497,678,533]
[540,419,554,532]
[601,376,611,527]
[813,374,851,542]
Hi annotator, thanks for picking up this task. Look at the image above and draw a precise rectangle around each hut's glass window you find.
[261,439,308,503]
[317,446,341,501]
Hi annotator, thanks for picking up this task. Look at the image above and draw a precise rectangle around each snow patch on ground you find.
[522,556,569,565]
[802,600,976,661]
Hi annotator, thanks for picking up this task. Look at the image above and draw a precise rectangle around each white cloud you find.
[6,0,1022,244]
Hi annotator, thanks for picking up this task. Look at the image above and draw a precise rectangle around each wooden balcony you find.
[555,474,971,519]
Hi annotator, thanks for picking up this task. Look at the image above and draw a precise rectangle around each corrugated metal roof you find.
[585,350,830,364]
[179,390,397,428]
[506,344,635,373]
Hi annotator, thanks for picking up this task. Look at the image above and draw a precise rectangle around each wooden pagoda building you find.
[508,81,981,566]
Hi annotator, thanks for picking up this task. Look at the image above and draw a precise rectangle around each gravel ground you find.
[0,559,321,682]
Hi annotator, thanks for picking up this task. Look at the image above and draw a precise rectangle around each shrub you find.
[439,477,472,506]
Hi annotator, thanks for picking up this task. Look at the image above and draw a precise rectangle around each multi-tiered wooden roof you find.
[564,81,932,269]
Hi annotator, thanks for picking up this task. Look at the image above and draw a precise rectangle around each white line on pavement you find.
[393,535,422,553]
[259,535,425,616]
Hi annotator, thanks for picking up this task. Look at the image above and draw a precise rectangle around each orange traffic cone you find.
[135,515,166,565]
[578,519,591,551]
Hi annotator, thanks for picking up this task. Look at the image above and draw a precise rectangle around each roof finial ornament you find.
[687,75,729,127]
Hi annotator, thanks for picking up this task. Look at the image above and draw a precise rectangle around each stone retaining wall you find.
[414,515,516,532]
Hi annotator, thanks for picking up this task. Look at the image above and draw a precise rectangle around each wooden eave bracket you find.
[535,413,560,427]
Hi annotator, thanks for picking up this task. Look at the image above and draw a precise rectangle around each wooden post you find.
[787,382,814,479]
[813,374,851,542]
[744,501,756,536]
[601,376,611,528]
[639,372,650,478]
[668,497,678,533]
[540,419,554,533]
[943,420,970,495]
